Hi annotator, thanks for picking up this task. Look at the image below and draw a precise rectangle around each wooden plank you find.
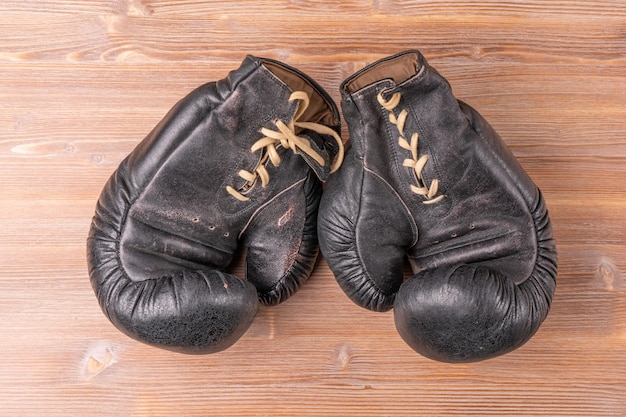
[1,9,625,62]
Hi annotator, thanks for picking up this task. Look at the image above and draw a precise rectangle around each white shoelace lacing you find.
[226,91,344,202]
[377,91,443,204]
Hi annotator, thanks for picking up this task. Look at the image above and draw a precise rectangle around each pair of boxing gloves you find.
[87,50,557,362]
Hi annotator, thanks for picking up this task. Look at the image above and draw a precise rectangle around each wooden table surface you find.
[1,1,625,416]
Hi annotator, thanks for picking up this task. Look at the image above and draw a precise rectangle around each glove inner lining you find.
[343,52,420,93]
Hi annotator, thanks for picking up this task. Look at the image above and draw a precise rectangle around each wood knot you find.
[470,45,483,60]
[82,342,117,380]
[334,344,354,371]
[91,154,106,165]
[125,0,154,16]
[596,258,622,291]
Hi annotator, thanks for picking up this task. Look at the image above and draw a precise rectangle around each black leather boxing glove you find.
[87,56,343,354]
[318,50,557,362]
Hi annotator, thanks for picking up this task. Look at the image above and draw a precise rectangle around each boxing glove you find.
[87,56,343,354]
[318,50,557,362]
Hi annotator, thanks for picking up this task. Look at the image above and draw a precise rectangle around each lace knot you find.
[227,91,344,202]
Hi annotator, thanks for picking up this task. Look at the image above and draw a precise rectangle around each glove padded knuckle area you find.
[108,270,257,355]
[87,169,258,354]
[394,192,557,363]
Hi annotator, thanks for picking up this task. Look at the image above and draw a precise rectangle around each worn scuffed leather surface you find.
[319,50,557,362]
[87,56,341,354]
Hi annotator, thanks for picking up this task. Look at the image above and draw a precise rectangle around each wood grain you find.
[1,1,625,416]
